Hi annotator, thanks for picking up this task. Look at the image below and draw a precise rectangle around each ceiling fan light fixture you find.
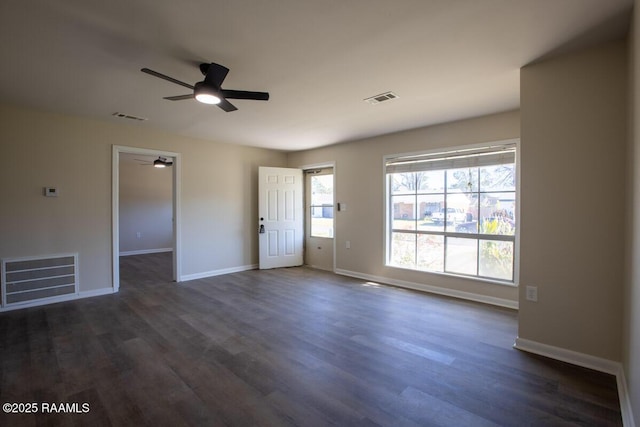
[195,93,221,104]
[153,156,172,168]
[141,62,268,112]
[194,81,221,104]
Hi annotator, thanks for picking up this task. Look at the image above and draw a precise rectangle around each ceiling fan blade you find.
[164,94,194,101]
[217,98,238,112]
[221,90,269,101]
[203,63,230,87]
[141,68,194,90]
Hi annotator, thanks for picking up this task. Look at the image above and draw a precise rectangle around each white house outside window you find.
[386,142,517,283]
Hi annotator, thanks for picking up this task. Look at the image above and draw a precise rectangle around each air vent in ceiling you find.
[111,112,148,121]
[364,91,399,105]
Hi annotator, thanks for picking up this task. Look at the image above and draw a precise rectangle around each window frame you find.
[384,139,520,286]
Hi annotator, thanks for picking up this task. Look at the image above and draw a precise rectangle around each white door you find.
[259,167,303,269]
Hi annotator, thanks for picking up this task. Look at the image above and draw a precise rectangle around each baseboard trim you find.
[119,248,173,257]
[180,264,258,282]
[305,264,333,272]
[514,337,619,374]
[617,367,637,427]
[0,287,116,312]
[80,287,116,299]
[514,337,635,427]
[335,268,518,309]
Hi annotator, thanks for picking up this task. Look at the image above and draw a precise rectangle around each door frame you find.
[301,161,336,272]
[111,145,182,291]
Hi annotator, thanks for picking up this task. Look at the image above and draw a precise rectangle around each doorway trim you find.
[300,161,336,272]
[112,145,182,291]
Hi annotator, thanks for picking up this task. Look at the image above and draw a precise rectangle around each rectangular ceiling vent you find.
[364,91,399,105]
[112,112,148,121]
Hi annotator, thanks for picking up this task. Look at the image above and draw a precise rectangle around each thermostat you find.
[44,187,59,197]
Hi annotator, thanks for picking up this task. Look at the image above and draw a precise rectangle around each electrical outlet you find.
[526,286,538,302]
[346,241,351,249]
[136,232,142,239]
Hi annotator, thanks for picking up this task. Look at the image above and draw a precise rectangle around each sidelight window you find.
[309,172,334,238]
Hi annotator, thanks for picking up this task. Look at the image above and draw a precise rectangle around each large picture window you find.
[386,143,517,283]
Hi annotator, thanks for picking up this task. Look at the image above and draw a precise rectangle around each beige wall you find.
[288,110,520,304]
[520,39,627,361]
[119,153,173,253]
[624,0,640,421]
[0,104,287,293]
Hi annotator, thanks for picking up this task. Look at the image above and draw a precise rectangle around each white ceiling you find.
[0,0,632,151]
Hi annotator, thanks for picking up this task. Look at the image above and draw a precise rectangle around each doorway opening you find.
[112,146,181,291]
[304,165,335,271]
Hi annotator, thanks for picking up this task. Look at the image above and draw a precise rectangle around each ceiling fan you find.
[135,157,173,168]
[141,62,269,112]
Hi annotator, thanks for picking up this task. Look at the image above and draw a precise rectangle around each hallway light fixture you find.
[153,157,173,168]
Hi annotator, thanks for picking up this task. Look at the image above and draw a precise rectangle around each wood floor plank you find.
[0,252,623,426]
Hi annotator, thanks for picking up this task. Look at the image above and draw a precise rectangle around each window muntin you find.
[309,173,334,238]
[386,144,517,283]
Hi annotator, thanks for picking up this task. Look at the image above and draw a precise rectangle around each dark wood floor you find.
[0,253,621,426]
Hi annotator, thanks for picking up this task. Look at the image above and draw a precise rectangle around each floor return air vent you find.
[1,254,78,308]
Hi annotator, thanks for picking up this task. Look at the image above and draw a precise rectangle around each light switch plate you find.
[526,286,538,302]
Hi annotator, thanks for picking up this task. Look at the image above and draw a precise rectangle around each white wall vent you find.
[1,254,79,308]
[112,112,148,121]
[364,91,399,105]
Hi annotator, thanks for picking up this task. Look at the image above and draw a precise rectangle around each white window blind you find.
[386,144,516,174]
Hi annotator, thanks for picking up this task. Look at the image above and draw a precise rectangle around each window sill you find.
[385,264,518,287]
